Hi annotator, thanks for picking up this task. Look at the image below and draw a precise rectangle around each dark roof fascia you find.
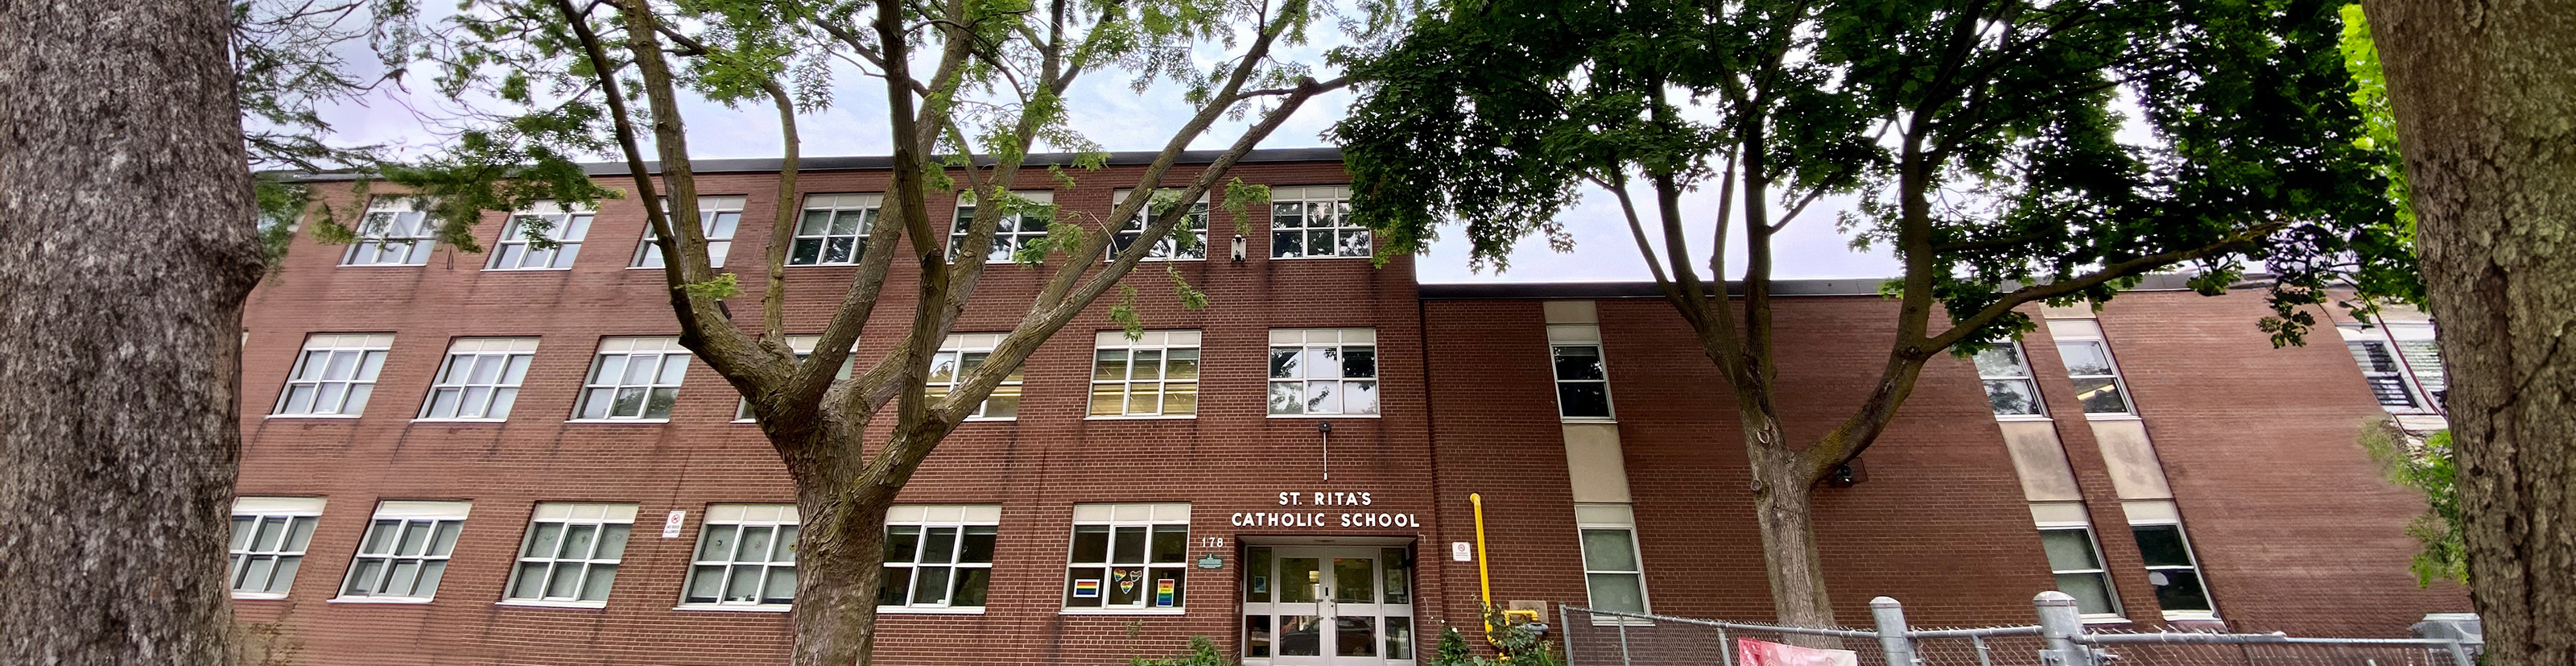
[277,147,1346,183]
[1418,273,2221,300]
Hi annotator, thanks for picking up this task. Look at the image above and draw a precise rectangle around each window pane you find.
[1093,350,1128,381]
[1282,615,1323,656]
[429,521,463,556]
[559,524,598,559]
[1111,527,1148,565]
[2039,530,2103,570]
[286,517,319,551]
[2058,342,2115,376]
[878,567,913,606]
[1984,379,2043,416]
[919,527,957,565]
[1333,557,1374,603]
[1304,347,1341,379]
[597,524,631,560]
[1165,384,1199,415]
[1337,616,1377,657]
[1342,347,1377,379]
[2147,569,2212,611]
[1280,557,1319,603]
[229,516,258,551]
[696,525,737,561]
[957,526,994,565]
[579,564,617,601]
[1386,617,1414,660]
[1273,230,1302,257]
[1150,525,1188,564]
[1973,346,2029,378]
[952,567,991,606]
[2132,525,2194,567]
[911,566,951,605]
[546,562,583,598]
[1108,567,1146,605]
[1166,350,1199,380]
[1303,380,1341,414]
[685,565,723,602]
[2072,378,2130,413]
[1065,567,1105,607]
[1554,345,1606,380]
[1269,347,1300,379]
[1559,383,1612,419]
[1268,382,1303,415]
[762,565,799,604]
[1585,573,1647,613]
[2056,572,2119,614]
[511,563,547,598]
[1245,548,1274,602]
[1071,525,1110,563]
[1581,529,1639,571]
[525,523,564,557]
[1383,547,1411,604]
[1246,616,1273,659]
[1090,383,1127,416]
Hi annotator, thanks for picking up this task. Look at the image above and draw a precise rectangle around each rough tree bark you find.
[2359,2,2576,664]
[0,0,266,664]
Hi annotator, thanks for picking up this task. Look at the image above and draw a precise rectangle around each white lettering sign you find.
[662,510,686,538]
[1452,541,1475,562]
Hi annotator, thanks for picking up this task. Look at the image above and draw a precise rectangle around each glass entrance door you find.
[1243,546,1416,666]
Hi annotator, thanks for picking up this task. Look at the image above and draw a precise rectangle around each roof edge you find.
[278,147,1345,183]
[1418,273,2224,300]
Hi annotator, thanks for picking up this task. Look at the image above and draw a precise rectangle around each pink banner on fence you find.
[1736,638,1860,666]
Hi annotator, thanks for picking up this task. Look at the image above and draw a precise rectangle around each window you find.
[1110,189,1208,261]
[1575,503,1649,619]
[1550,325,1613,420]
[502,503,636,606]
[2348,341,2421,408]
[635,196,746,268]
[735,335,857,422]
[788,194,880,266]
[1268,329,1379,416]
[338,501,469,602]
[1973,342,2046,417]
[950,190,1055,263]
[342,196,438,266]
[683,504,800,608]
[2400,340,2445,405]
[418,337,536,421]
[1089,330,1201,417]
[1269,185,1368,259]
[486,201,592,270]
[229,498,324,598]
[880,505,1001,611]
[2133,523,2216,617]
[1063,503,1191,610]
[272,333,393,417]
[927,333,1023,420]
[574,337,690,421]
[2033,503,2120,618]
[2055,340,2133,415]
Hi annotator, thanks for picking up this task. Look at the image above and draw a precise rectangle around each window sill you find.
[673,604,793,613]
[1108,258,1210,263]
[336,263,430,268]
[1084,415,1199,421]
[1059,607,1187,616]
[482,267,575,272]
[960,418,1019,424]
[732,418,757,424]
[2082,615,2133,626]
[328,596,435,605]
[496,599,607,610]
[783,263,861,269]
[564,419,673,424]
[231,592,291,601]
[1266,413,1381,419]
[1559,417,1618,424]
[1266,255,1373,261]
[2161,610,2219,622]
[413,418,509,424]
[2082,413,2143,422]
[266,414,362,420]
[629,265,730,271]
[1994,414,2054,423]
[879,606,989,614]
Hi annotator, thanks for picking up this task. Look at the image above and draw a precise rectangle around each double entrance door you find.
[1242,546,1417,666]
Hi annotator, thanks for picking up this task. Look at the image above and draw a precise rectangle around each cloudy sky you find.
[313,16,1901,285]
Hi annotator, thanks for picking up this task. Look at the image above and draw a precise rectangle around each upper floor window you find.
[683,504,799,608]
[1550,325,1614,420]
[229,497,324,598]
[273,333,393,417]
[2341,322,2444,412]
[1063,503,1191,611]
[338,501,469,602]
[928,333,1022,420]
[418,337,537,421]
[1269,186,1368,259]
[1575,503,1649,618]
[634,196,745,268]
[2348,341,2420,408]
[1972,342,2046,417]
[881,505,1001,612]
[505,503,637,606]
[1111,189,1208,262]
[1090,330,1201,418]
[575,337,689,421]
[342,196,437,266]
[950,190,1054,263]
[789,194,880,266]
[487,201,592,271]
[2033,502,2120,618]
[1268,329,1378,416]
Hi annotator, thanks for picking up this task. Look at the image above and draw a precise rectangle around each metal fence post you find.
[1872,597,1919,666]
[1719,626,1736,666]
[1561,604,1578,666]
[2442,640,2474,666]
[2034,591,2091,666]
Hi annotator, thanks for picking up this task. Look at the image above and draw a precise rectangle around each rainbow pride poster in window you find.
[1154,578,1176,606]
[1073,578,1100,598]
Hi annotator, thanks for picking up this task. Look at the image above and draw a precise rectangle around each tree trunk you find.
[0,0,265,664]
[2360,2,2576,664]
[1748,436,1837,631]
[791,475,895,666]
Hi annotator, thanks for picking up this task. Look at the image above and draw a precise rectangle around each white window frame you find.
[416,337,538,422]
[735,335,857,422]
[333,501,470,603]
[1110,188,1208,262]
[679,504,801,610]
[879,505,1003,614]
[1973,341,2050,419]
[2046,320,2136,418]
[1266,329,1381,417]
[950,190,1055,263]
[634,196,747,269]
[1061,503,1192,614]
[2339,323,2444,413]
[229,497,325,599]
[2125,500,2218,621]
[2032,503,2122,620]
[928,333,1023,421]
[486,200,593,271]
[271,333,394,418]
[341,196,438,267]
[787,194,881,267]
[572,337,690,422]
[1268,185,1368,259]
[1575,503,1651,624]
[502,503,638,608]
[1088,330,1202,419]
[1550,325,1615,421]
